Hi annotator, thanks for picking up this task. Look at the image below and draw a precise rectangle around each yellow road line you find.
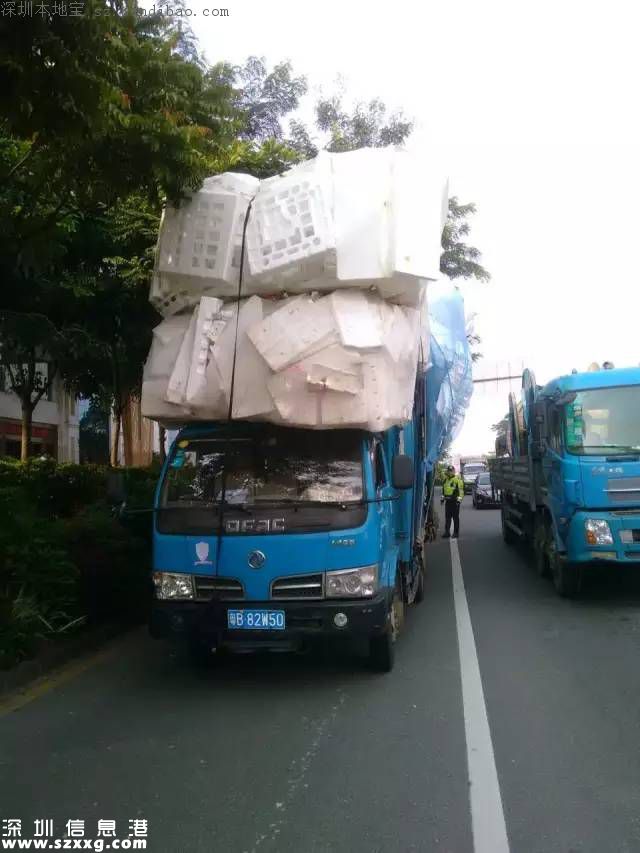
[0,633,131,718]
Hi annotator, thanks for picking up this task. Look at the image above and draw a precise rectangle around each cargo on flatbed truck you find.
[490,366,640,597]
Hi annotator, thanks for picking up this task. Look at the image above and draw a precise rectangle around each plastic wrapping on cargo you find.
[424,283,473,467]
[151,149,447,315]
[141,286,428,431]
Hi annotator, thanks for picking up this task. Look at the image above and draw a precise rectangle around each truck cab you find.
[538,367,640,568]
[149,421,426,671]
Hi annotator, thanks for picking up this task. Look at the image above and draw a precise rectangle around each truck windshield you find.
[161,428,364,507]
[465,466,485,477]
[565,386,640,455]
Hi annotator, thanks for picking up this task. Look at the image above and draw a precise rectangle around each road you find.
[3,500,640,853]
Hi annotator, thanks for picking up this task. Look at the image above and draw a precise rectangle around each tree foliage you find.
[315,94,413,152]
[440,197,490,283]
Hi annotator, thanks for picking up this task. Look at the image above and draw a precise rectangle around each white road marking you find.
[450,538,510,853]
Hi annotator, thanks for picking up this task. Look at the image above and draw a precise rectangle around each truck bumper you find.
[566,510,640,564]
[150,591,393,651]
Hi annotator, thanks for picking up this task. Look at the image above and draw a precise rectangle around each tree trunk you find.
[110,412,121,467]
[20,401,33,462]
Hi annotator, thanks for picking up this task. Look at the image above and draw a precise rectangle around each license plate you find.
[227,609,286,630]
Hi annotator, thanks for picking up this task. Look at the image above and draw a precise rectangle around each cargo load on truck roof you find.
[142,147,450,432]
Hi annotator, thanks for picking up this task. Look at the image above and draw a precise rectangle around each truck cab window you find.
[547,408,561,452]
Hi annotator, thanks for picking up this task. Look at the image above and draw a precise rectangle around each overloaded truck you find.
[135,148,473,671]
[490,366,640,597]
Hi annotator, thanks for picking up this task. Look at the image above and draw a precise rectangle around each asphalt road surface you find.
[3,499,640,853]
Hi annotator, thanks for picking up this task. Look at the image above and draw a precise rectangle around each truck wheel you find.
[501,507,516,545]
[534,521,550,578]
[369,576,403,672]
[414,561,425,604]
[551,553,582,598]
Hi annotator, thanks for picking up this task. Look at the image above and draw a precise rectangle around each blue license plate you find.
[227,609,286,630]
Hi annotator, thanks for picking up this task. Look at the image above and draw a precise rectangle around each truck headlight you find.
[326,565,378,598]
[585,519,613,546]
[153,572,194,600]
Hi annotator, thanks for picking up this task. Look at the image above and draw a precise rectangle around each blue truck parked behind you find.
[491,366,640,596]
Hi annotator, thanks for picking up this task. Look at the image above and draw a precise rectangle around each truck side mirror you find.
[107,470,127,504]
[392,455,414,490]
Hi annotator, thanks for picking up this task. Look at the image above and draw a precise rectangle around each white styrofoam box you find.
[306,363,361,395]
[144,314,192,379]
[248,294,339,372]
[330,290,385,349]
[202,172,259,198]
[149,271,210,317]
[333,147,394,282]
[268,365,321,427]
[141,378,191,423]
[166,309,197,404]
[156,172,258,299]
[390,151,447,282]
[212,296,275,420]
[184,296,225,406]
[245,152,335,286]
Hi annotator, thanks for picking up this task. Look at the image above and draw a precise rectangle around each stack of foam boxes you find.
[142,147,448,431]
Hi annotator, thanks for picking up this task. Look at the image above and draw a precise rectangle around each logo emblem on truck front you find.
[248,550,266,569]
[194,542,213,566]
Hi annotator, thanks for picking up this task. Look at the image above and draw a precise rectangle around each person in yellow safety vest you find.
[441,465,464,539]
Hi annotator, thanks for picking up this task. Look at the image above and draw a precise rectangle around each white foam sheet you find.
[166,309,197,404]
[390,152,447,282]
[143,284,427,431]
[184,296,225,406]
[213,296,275,420]
[248,294,339,372]
[333,148,393,282]
[141,378,191,422]
[144,314,192,379]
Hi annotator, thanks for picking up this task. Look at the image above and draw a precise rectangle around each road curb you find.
[0,623,135,697]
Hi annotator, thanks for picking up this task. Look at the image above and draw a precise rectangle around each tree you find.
[440,197,490,283]
[215,56,308,142]
[315,94,413,151]
[0,309,82,461]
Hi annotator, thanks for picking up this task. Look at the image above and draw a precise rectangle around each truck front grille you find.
[271,573,324,600]
[193,576,244,601]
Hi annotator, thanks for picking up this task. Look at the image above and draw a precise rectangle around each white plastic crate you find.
[154,172,258,309]
[245,152,335,288]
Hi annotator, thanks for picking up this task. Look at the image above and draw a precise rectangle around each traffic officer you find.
[441,465,464,539]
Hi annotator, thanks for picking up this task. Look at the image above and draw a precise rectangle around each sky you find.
[174,0,640,454]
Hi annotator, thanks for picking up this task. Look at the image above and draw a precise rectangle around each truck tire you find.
[369,576,403,672]
[534,520,551,578]
[501,506,516,545]
[414,561,425,604]
[551,553,582,598]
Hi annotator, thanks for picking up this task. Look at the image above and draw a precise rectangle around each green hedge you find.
[0,459,159,670]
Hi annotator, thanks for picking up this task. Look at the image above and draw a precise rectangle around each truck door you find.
[542,405,566,544]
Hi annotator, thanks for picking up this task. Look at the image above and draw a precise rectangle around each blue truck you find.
[490,366,640,596]
[148,395,431,672]
[141,283,472,672]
